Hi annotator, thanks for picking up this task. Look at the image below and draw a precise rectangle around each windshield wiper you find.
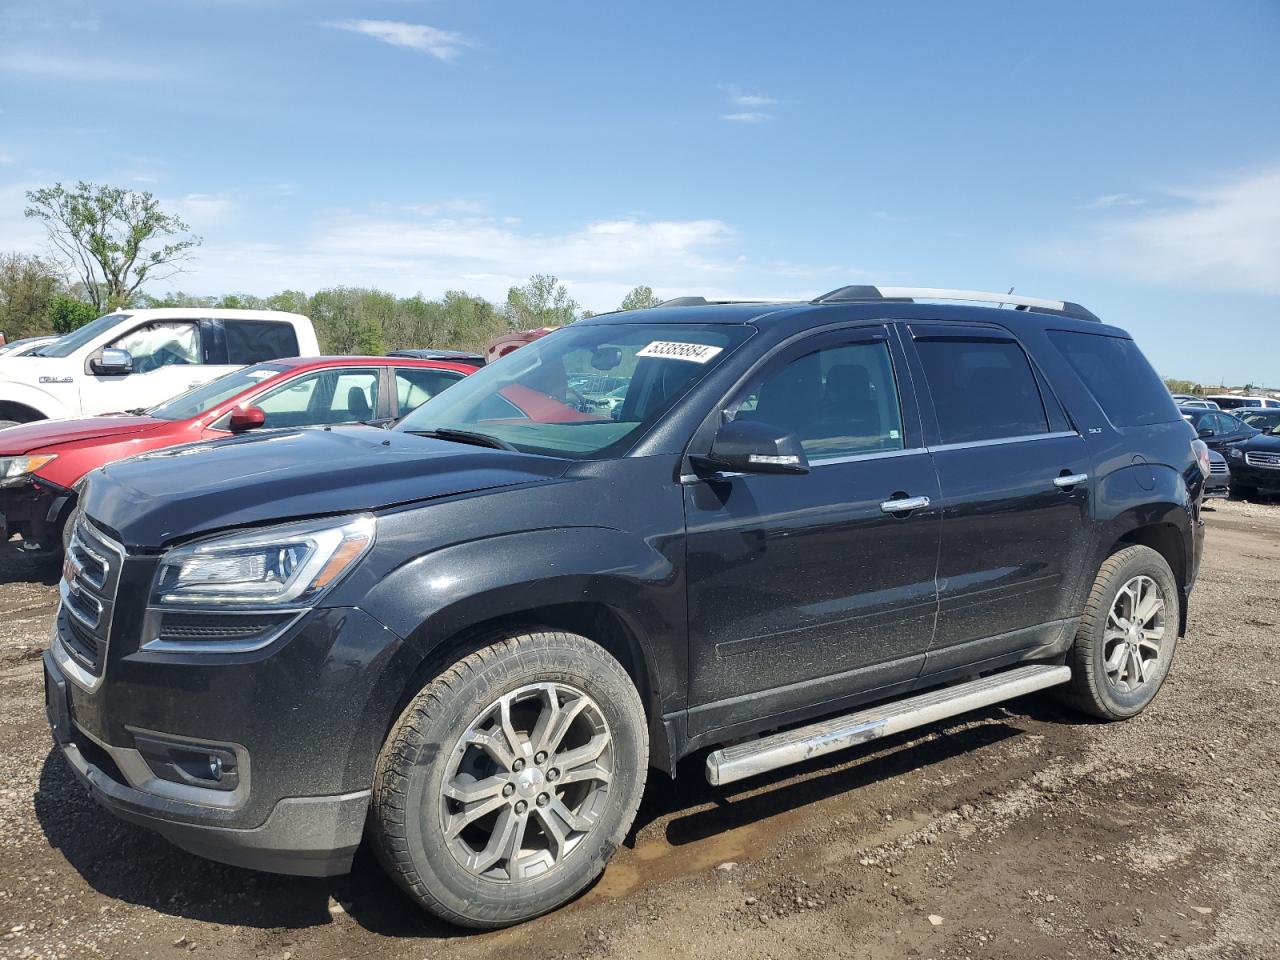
[406,428,516,451]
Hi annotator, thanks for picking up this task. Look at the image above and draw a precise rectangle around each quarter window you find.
[914,338,1049,444]
[732,339,905,459]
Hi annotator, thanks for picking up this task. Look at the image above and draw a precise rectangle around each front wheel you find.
[1058,545,1179,720]
[371,630,648,928]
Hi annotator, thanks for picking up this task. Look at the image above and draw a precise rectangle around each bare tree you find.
[24,181,202,311]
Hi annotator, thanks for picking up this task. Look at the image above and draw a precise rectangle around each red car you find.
[0,355,476,552]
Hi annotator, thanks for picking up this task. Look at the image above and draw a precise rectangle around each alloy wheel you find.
[1103,574,1166,694]
[438,682,614,883]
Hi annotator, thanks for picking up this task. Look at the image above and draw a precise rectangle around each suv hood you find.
[0,415,167,454]
[81,426,569,549]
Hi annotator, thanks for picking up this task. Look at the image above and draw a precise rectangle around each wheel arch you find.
[355,527,686,774]
[1098,518,1191,637]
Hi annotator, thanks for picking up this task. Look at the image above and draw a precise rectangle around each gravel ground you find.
[1,498,1278,960]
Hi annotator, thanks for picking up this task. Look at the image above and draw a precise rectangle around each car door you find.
[902,324,1093,674]
[78,319,214,415]
[683,326,942,738]
[1213,413,1254,449]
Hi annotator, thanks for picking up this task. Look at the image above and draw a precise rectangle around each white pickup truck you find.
[0,308,319,426]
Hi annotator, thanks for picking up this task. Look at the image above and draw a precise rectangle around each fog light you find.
[132,732,240,792]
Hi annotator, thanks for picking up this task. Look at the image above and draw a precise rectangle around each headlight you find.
[1229,447,1244,460]
[0,454,56,483]
[152,515,375,607]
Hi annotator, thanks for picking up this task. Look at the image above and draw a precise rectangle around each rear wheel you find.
[371,630,648,928]
[1058,545,1179,720]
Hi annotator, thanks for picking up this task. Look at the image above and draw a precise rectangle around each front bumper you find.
[0,478,71,547]
[1230,459,1280,491]
[43,593,417,876]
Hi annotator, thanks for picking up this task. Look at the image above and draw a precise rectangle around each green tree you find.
[505,274,578,328]
[47,294,99,334]
[619,285,662,311]
[0,252,62,339]
[309,287,395,354]
[24,181,202,311]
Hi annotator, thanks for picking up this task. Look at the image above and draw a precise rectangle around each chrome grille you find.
[1245,451,1280,469]
[56,518,124,684]
[1209,460,1229,476]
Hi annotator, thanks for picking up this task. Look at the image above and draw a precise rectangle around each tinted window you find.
[915,338,1048,444]
[733,339,905,459]
[396,367,464,415]
[1048,331,1179,428]
[225,320,300,364]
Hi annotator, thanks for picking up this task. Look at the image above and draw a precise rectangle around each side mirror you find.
[228,405,266,433]
[693,418,810,476]
[1197,427,1214,439]
[92,348,133,376]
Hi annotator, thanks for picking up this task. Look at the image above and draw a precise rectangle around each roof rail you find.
[811,285,1101,323]
[658,296,791,308]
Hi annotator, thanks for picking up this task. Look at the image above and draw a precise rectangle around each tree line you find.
[0,181,665,354]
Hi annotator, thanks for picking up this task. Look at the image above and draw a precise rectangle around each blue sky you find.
[1,0,1277,384]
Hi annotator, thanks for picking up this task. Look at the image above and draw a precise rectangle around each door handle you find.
[1053,473,1089,488]
[880,495,931,514]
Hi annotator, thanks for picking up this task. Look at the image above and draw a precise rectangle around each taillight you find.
[1191,439,1211,478]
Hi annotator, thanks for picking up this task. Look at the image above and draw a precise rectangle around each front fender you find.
[0,380,64,419]
[349,524,686,715]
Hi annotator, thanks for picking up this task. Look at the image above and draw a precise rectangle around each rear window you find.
[225,319,300,364]
[914,338,1049,444]
[1047,331,1178,428]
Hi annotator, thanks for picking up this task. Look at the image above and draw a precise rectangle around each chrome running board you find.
[705,663,1071,786]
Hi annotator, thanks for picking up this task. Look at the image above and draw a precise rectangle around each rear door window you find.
[912,336,1049,444]
[395,367,466,416]
[1047,330,1178,427]
[224,320,300,364]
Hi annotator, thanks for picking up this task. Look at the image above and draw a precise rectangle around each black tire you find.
[371,630,648,928]
[1232,483,1257,501]
[1058,544,1179,720]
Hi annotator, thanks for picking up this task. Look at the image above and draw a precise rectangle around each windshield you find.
[148,363,288,421]
[395,322,752,458]
[33,313,131,358]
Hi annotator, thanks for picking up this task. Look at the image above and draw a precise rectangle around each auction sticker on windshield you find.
[636,341,724,363]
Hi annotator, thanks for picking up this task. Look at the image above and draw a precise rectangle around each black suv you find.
[44,287,1207,928]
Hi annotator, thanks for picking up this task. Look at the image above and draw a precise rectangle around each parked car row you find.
[38,285,1211,929]
[0,309,481,552]
[1173,402,1280,501]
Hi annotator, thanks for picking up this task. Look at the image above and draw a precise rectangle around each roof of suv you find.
[578,298,1125,338]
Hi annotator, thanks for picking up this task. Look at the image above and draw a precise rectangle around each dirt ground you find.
[1,499,1278,960]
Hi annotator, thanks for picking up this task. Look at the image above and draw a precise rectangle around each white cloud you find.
[143,210,836,311]
[170,193,235,227]
[0,6,100,32]
[718,84,781,123]
[402,198,486,216]
[1058,167,1280,295]
[0,51,169,82]
[323,19,473,61]
[1082,193,1147,210]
